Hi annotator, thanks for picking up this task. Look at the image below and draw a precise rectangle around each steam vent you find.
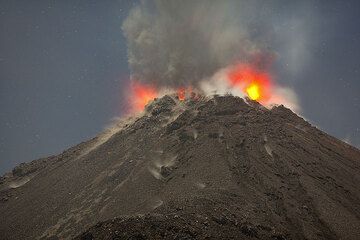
[1,95,360,240]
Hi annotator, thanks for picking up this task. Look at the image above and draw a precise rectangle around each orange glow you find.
[177,86,194,101]
[227,63,272,102]
[246,83,260,100]
[129,81,158,111]
[177,87,186,101]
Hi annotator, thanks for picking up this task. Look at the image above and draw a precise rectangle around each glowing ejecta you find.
[129,82,158,112]
[227,63,272,103]
[246,83,260,100]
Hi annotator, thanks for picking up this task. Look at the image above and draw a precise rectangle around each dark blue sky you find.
[291,1,360,147]
[0,0,359,175]
[0,1,136,174]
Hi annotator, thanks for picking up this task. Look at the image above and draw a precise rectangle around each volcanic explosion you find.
[122,0,300,113]
[128,60,275,112]
[1,1,360,240]
[129,82,158,112]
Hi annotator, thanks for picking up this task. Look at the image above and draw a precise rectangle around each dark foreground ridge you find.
[1,95,360,240]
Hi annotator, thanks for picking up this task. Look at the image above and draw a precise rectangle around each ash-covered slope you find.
[1,95,360,240]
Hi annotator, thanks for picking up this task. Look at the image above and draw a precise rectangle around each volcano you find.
[1,95,360,240]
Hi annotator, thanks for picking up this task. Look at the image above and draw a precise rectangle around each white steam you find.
[199,66,300,112]
[199,67,246,98]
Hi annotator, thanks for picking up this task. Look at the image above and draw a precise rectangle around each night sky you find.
[1,1,359,175]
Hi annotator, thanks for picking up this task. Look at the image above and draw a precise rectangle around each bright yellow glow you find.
[246,84,260,100]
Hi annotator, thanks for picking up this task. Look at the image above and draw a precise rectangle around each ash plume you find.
[122,0,319,113]
[122,0,273,88]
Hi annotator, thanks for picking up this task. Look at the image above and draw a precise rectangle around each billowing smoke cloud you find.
[122,0,274,87]
[122,0,318,112]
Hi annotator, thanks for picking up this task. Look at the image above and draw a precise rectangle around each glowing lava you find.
[129,81,158,112]
[177,86,194,101]
[177,88,186,101]
[246,83,260,100]
[227,63,272,102]
[127,62,273,113]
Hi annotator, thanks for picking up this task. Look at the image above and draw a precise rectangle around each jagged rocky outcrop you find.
[1,95,360,240]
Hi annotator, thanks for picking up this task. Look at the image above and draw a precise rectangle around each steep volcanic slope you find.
[1,95,360,240]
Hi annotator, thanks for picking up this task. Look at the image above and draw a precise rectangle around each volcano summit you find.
[1,95,360,240]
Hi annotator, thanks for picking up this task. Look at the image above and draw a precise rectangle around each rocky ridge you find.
[1,95,359,240]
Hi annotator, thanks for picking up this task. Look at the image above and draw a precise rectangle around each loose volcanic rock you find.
[1,95,360,240]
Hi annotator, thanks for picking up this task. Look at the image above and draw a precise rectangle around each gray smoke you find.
[122,0,318,90]
[122,0,275,88]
